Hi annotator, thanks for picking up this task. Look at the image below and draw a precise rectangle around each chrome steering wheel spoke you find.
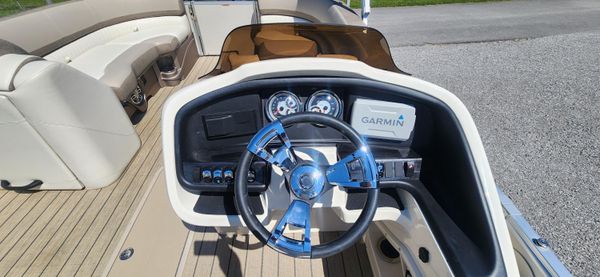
[268,200,312,257]
[247,120,297,171]
[326,146,378,189]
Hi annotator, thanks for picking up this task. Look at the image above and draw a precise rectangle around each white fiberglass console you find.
[161,57,518,275]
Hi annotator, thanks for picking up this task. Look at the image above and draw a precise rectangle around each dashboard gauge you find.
[306,90,342,118]
[266,91,302,121]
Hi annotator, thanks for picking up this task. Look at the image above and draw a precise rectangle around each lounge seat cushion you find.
[254,30,318,59]
[228,53,260,70]
[45,16,190,101]
[70,43,159,100]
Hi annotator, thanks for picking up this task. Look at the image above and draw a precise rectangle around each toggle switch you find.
[404,161,416,178]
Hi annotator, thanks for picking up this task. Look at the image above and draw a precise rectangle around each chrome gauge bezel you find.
[305,89,343,118]
[265,90,302,121]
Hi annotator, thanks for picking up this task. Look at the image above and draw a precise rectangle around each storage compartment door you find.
[187,1,258,55]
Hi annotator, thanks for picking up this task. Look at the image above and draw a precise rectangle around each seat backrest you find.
[0,0,184,56]
[0,54,140,189]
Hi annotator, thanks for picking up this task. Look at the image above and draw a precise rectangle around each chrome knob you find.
[213,169,223,184]
[201,169,212,183]
[224,169,234,183]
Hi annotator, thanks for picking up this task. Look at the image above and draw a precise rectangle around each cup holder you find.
[157,56,181,86]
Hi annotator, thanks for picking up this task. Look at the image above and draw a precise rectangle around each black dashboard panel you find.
[175,79,423,194]
[179,94,262,163]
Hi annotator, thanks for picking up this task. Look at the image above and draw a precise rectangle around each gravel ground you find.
[388,32,600,276]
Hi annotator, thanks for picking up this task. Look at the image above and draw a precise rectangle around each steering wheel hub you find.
[290,164,325,200]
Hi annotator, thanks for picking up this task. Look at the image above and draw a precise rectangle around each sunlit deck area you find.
[0,56,372,276]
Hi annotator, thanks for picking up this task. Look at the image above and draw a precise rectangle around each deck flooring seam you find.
[95,159,167,276]
[86,151,164,276]
[0,192,60,256]
[190,228,207,276]
[19,190,88,276]
[0,191,74,266]
[33,190,102,276]
[63,128,164,276]
[49,127,163,276]
[0,192,54,246]
[0,193,34,230]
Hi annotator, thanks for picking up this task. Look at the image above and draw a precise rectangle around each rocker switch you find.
[376,162,385,178]
[404,161,416,178]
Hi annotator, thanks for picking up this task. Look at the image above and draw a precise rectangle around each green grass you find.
[350,0,497,8]
[0,0,69,17]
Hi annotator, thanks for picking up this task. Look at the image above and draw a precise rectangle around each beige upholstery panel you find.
[0,54,40,91]
[254,30,318,59]
[86,0,183,24]
[45,16,189,64]
[228,53,260,70]
[127,35,180,56]
[317,54,359,60]
[99,43,159,100]
[0,0,184,56]
[67,44,132,79]
[10,60,140,189]
[0,96,82,189]
[44,16,190,101]
[108,18,190,49]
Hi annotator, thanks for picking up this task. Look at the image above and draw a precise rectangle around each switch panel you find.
[185,161,269,193]
[376,158,422,181]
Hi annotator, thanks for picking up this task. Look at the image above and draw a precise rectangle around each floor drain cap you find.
[120,247,134,260]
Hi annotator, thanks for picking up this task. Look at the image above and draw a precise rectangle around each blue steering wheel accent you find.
[326,146,378,189]
[268,200,312,257]
[247,120,296,171]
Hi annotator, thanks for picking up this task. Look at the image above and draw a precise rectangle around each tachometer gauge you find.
[306,90,342,118]
[266,91,302,121]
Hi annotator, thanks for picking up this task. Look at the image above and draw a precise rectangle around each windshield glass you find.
[209,23,405,75]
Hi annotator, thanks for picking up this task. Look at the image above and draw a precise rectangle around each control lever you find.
[247,169,256,183]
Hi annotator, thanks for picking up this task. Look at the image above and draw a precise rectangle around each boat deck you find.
[0,57,372,276]
[179,230,373,277]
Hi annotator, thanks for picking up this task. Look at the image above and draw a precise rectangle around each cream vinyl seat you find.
[45,16,190,102]
[0,54,140,190]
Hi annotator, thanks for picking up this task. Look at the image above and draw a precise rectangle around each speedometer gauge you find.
[266,91,301,121]
[306,90,342,118]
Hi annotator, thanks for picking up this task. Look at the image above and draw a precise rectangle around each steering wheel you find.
[235,113,379,258]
